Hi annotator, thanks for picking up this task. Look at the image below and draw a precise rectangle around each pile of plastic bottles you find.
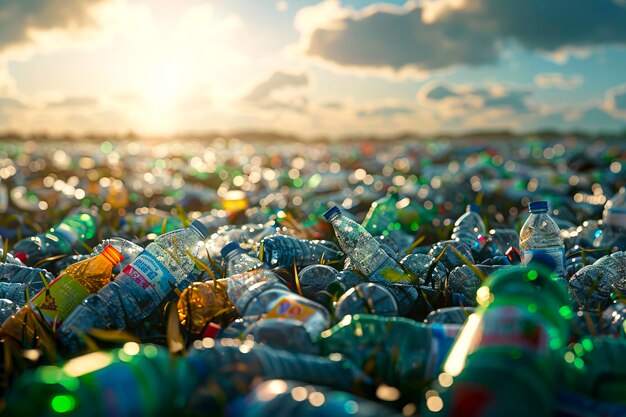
[0,136,624,416]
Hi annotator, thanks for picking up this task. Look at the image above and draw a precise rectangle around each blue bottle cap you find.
[323,206,342,222]
[190,216,213,238]
[529,201,549,213]
[220,241,242,258]
[467,204,480,213]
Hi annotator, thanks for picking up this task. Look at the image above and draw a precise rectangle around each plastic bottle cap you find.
[14,252,27,263]
[190,216,213,238]
[220,241,242,258]
[323,206,341,222]
[467,204,480,213]
[529,201,549,213]
[101,245,124,266]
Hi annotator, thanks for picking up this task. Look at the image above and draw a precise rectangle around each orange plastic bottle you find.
[1,245,123,344]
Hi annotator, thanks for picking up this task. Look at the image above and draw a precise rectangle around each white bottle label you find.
[120,250,174,304]
[521,247,566,279]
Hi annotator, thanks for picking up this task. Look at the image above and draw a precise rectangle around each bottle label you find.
[479,306,550,354]
[31,274,90,328]
[521,247,566,278]
[266,296,316,322]
[120,250,174,305]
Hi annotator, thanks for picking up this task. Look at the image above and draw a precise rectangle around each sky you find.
[0,0,626,138]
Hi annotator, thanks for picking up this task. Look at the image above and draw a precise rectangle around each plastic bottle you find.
[53,237,144,276]
[428,240,474,271]
[318,314,461,395]
[399,253,448,289]
[259,235,344,270]
[568,251,626,310]
[57,217,212,352]
[324,206,417,314]
[11,207,98,267]
[520,200,566,282]
[335,282,398,319]
[2,343,201,417]
[244,319,321,355]
[447,264,508,301]
[595,187,626,251]
[425,306,476,325]
[361,189,399,239]
[1,245,122,344]
[221,243,330,337]
[177,281,232,335]
[423,257,571,417]
[450,204,486,254]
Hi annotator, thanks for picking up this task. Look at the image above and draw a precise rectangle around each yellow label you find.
[31,274,90,328]
[266,296,316,322]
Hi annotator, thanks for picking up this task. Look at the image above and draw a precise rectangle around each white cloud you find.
[534,73,583,89]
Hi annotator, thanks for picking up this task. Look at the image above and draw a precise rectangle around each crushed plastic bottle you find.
[568,251,626,310]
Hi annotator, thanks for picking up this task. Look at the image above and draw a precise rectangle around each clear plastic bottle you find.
[258,235,344,270]
[222,242,330,336]
[12,206,98,266]
[451,204,486,253]
[520,200,566,281]
[57,217,213,352]
[568,251,626,310]
[324,206,417,314]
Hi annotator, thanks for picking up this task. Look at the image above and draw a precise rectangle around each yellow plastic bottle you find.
[1,245,123,344]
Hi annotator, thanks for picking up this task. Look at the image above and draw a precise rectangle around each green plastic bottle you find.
[362,189,399,237]
[422,258,571,417]
[1,343,200,417]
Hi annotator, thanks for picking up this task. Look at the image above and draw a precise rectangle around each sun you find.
[144,63,183,105]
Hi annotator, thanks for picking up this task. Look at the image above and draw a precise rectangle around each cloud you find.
[535,73,584,89]
[0,0,154,59]
[0,97,27,110]
[48,96,98,108]
[243,71,309,103]
[297,0,626,76]
[604,84,626,120]
[356,106,413,118]
[418,81,531,114]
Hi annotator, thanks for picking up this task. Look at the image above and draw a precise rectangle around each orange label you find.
[266,296,316,322]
